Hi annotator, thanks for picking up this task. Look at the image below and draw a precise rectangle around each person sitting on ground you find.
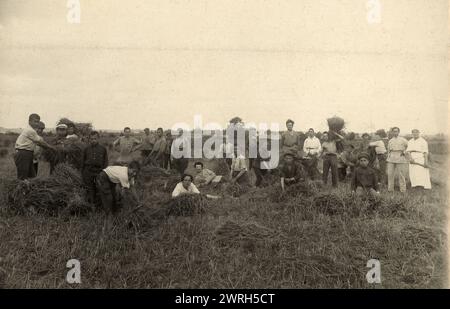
[351,152,380,198]
[172,174,200,198]
[193,162,223,188]
[96,160,140,215]
[280,152,306,192]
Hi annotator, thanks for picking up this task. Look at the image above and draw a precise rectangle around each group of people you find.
[13,114,433,215]
[277,120,432,196]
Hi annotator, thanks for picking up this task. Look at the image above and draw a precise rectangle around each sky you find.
[0,0,448,134]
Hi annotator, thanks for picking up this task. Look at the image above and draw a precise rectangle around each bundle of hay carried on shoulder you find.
[4,163,91,216]
[42,118,91,169]
[58,117,93,140]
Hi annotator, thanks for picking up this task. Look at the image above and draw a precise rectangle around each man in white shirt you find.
[172,174,201,198]
[14,114,54,180]
[96,161,140,214]
[386,127,409,192]
[406,129,431,190]
[302,128,321,179]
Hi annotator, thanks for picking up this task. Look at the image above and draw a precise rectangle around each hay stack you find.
[327,116,345,134]
[269,180,319,202]
[0,149,8,158]
[313,192,346,215]
[214,220,283,249]
[224,183,251,198]
[326,116,345,153]
[214,159,231,176]
[58,117,93,138]
[5,163,90,216]
[165,194,209,216]
[138,167,180,194]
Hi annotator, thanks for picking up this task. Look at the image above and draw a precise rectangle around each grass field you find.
[0,133,447,288]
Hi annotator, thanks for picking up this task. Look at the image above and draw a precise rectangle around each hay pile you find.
[214,159,231,176]
[42,138,86,171]
[137,166,179,194]
[58,117,93,138]
[327,116,345,134]
[4,163,91,216]
[326,116,345,152]
[122,204,166,232]
[269,180,320,202]
[165,194,209,216]
[313,192,346,215]
[0,149,8,158]
[224,183,251,198]
[214,220,284,249]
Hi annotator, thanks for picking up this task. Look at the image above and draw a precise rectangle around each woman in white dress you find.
[406,129,431,190]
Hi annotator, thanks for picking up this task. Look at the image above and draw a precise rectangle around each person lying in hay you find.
[172,174,200,198]
[172,173,220,200]
[193,162,223,189]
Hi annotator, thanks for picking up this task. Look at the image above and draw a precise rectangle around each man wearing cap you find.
[406,129,431,190]
[48,122,69,174]
[14,114,54,179]
[281,119,300,159]
[386,127,408,193]
[351,152,379,197]
[280,151,306,192]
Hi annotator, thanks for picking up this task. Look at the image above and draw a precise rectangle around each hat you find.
[56,123,68,129]
[358,152,370,160]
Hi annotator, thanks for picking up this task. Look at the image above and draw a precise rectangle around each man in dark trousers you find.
[321,131,341,188]
[82,131,109,204]
[280,152,306,192]
[351,152,380,198]
[14,113,54,180]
